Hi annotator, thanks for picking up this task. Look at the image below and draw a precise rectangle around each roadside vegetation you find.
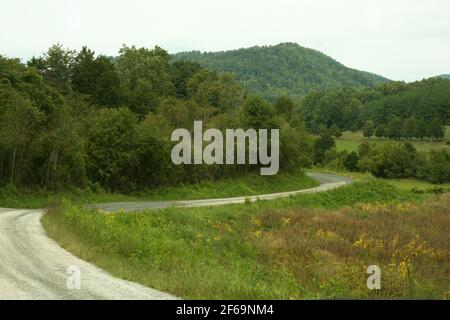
[42,180,450,299]
[0,45,313,195]
[313,130,450,185]
[1,45,449,198]
[308,168,450,194]
[2,42,449,300]
[385,178,450,193]
[0,170,316,209]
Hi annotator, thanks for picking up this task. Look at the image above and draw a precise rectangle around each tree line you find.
[361,117,445,141]
[0,44,312,192]
[299,79,450,136]
[1,44,449,192]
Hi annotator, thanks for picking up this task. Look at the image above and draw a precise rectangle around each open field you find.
[308,169,450,193]
[385,179,450,192]
[336,127,450,153]
[42,180,450,299]
[0,170,317,209]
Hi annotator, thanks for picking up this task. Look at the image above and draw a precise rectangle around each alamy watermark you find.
[171,121,279,175]
[366,265,381,290]
[66,265,81,290]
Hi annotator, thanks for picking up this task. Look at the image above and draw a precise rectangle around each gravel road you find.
[96,172,352,212]
[0,172,351,300]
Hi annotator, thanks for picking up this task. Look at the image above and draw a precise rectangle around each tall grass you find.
[42,180,449,299]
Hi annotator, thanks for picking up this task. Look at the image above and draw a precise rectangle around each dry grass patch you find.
[254,195,450,298]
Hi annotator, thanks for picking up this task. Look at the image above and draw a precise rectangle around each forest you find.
[0,44,311,192]
[299,79,450,136]
[0,44,449,194]
[172,42,388,101]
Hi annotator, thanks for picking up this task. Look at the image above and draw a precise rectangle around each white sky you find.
[1,0,449,81]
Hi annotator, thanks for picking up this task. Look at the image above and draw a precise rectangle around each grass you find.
[313,168,450,194]
[307,168,450,193]
[0,170,317,209]
[335,126,450,153]
[42,179,450,299]
[386,179,450,192]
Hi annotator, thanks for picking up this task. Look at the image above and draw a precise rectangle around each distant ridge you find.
[172,42,389,100]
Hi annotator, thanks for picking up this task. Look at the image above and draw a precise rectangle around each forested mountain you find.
[172,43,388,100]
[436,74,450,79]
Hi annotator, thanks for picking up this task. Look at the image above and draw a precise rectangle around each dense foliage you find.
[0,44,312,192]
[323,139,450,184]
[299,79,450,136]
[355,142,450,184]
[1,43,449,192]
[172,43,387,101]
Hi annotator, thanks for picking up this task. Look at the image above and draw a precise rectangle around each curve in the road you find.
[0,172,351,300]
[0,208,177,300]
[96,172,352,212]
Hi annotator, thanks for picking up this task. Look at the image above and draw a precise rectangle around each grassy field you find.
[0,170,317,209]
[336,126,450,153]
[307,168,450,193]
[385,179,450,192]
[42,179,449,299]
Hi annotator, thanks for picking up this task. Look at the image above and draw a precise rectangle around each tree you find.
[72,47,120,106]
[386,117,403,140]
[156,97,192,129]
[242,95,277,129]
[358,141,372,158]
[170,61,202,99]
[38,104,87,189]
[402,116,417,140]
[313,131,335,164]
[27,43,75,94]
[329,124,342,137]
[375,124,385,139]
[358,142,418,179]
[429,118,445,141]
[85,107,139,190]
[423,149,450,183]
[279,123,313,170]
[0,84,43,185]
[415,119,428,140]
[116,45,173,116]
[342,98,363,131]
[344,151,359,171]
[134,114,174,187]
[362,120,375,138]
[274,96,295,118]
[187,69,242,112]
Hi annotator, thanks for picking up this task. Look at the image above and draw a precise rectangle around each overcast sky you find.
[1,0,449,81]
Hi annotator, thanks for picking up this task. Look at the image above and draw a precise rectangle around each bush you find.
[352,141,450,184]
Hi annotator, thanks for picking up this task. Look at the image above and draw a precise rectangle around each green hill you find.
[172,42,388,100]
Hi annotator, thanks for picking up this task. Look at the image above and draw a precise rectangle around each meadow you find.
[335,126,450,153]
[42,179,449,299]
